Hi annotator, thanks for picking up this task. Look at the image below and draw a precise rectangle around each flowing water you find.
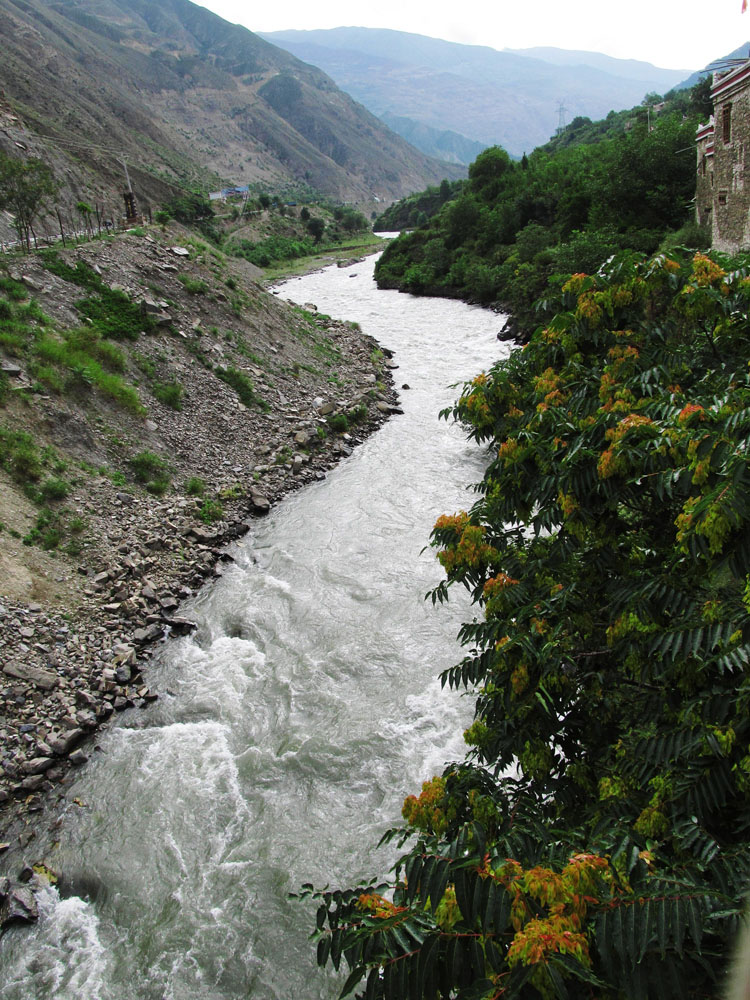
[0,253,510,999]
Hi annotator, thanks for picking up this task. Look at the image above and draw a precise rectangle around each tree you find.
[0,153,57,250]
[76,200,93,239]
[310,248,750,999]
[306,217,325,243]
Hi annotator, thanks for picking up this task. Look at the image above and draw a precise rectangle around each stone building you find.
[696,60,750,251]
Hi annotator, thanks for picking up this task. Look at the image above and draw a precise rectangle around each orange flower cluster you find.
[597,414,655,479]
[502,853,609,970]
[483,572,520,599]
[691,252,727,287]
[561,273,590,294]
[498,437,522,464]
[356,893,406,920]
[678,402,706,425]
[402,776,450,834]
[437,522,497,574]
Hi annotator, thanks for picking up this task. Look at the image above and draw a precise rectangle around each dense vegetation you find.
[374,84,711,338]
[374,179,465,231]
[309,246,750,999]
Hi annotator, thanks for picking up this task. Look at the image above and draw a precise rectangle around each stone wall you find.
[696,62,750,252]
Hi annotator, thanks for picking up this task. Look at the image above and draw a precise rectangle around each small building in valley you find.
[696,59,750,251]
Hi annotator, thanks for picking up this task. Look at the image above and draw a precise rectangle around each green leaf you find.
[338,965,366,999]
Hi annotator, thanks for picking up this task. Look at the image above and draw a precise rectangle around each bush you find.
[128,450,171,494]
[198,498,223,524]
[311,248,750,999]
[326,413,348,433]
[39,476,70,501]
[152,381,183,410]
[185,476,205,497]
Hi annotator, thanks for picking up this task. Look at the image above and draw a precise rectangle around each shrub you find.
[326,413,348,433]
[198,498,223,524]
[152,381,183,410]
[39,476,70,501]
[185,476,205,497]
[129,450,171,494]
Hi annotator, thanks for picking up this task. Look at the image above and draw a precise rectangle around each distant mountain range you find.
[262,28,694,160]
[0,0,463,218]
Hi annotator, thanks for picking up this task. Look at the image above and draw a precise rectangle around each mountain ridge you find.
[0,0,462,225]
[262,27,693,159]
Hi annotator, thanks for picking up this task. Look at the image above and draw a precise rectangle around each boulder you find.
[0,885,38,929]
[2,661,58,691]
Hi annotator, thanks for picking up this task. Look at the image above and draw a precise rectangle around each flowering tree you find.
[307,248,750,999]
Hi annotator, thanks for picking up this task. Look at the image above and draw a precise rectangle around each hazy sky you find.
[196,0,749,72]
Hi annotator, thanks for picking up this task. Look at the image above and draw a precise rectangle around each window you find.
[718,190,728,206]
[723,103,732,144]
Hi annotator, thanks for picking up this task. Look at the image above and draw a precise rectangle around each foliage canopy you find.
[374,84,709,338]
[307,248,750,999]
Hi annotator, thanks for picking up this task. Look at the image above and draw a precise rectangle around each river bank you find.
[0,232,400,882]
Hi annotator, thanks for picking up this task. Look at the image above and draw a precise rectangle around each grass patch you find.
[185,476,205,497]
[178,274,209,295]
[0,276,28,301]
[129,450,171,495]
[33,330,144,412]
[198,498,223,524]
[215,366,269,411]
[40,252,155,341]
[152,380,183,410]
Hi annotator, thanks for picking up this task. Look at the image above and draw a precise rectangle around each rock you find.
[132,624,165,644]
[170,246,190,256]
[1,362,22,377]
[0,885,39,928]
[2,661,58,691]
[316,401,335,416]
[18,774,46,792]
[68,749,88,765]
[249,490,271,514]
[115,664,132,685]
[21,758,54,775]
[162,616,197,635]
[48,728,84,755]
[186,525,217,543]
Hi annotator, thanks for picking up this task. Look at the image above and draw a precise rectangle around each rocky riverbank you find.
[0,229,401,916]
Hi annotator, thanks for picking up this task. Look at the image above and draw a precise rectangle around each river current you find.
[0,252,510,998]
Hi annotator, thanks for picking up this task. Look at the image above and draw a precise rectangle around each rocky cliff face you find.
[0,0,462,223]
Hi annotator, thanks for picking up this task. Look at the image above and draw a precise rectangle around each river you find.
[0,252,510,998]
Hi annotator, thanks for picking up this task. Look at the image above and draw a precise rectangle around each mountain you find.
[261,28,693,159]
[379,113,487,165]
[0,0,462,220]
[677,41,750,90]
[505,47,689,86]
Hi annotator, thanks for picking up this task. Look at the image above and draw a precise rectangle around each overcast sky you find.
[196,0,749,72]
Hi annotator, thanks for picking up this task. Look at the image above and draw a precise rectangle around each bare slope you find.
[0,0,462,218]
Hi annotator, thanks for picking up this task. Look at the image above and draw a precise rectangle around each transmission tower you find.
[556,101,568,135]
